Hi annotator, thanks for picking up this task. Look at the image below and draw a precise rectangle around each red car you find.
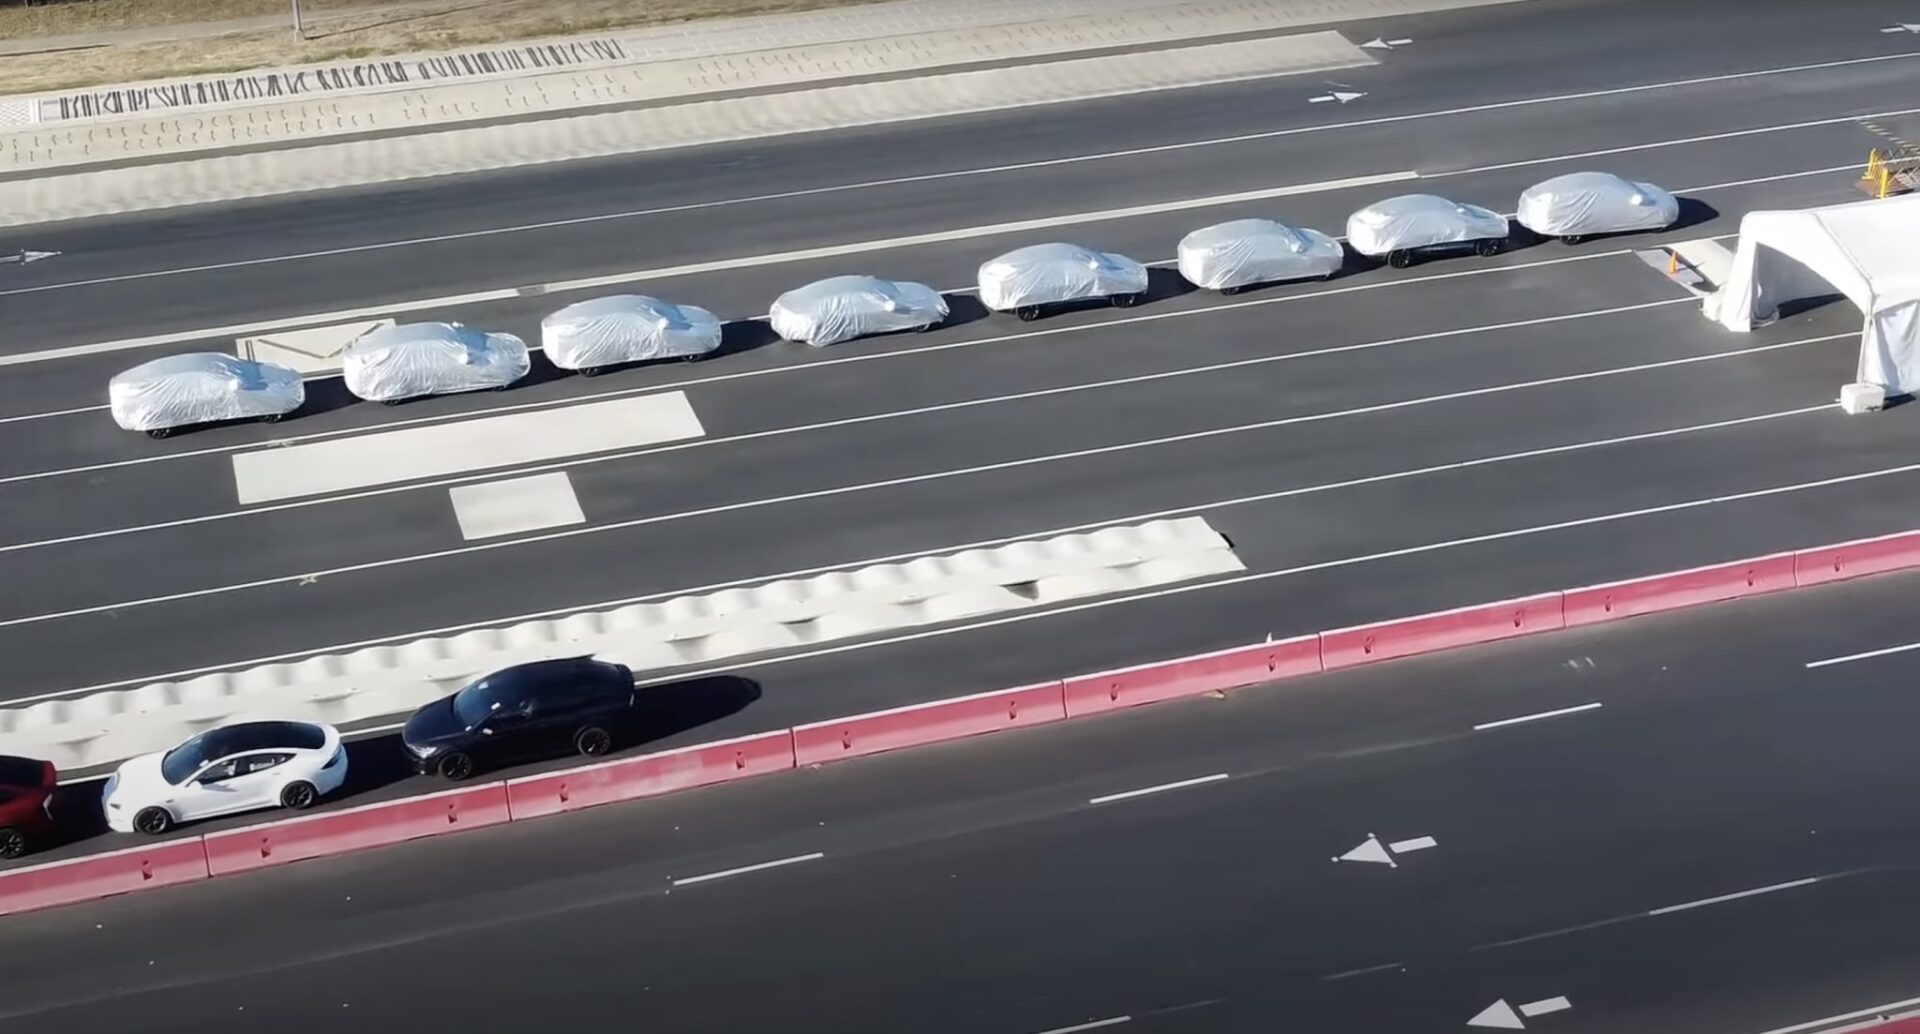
[0,755,57,859]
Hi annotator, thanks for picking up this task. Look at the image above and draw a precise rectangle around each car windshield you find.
[160,733,222,784]
[451,677,512,728]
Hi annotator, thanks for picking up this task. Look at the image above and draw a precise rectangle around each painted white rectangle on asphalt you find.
[449,472,585,541]
[1519,997,1572,1017]
[231,391,703,503]
[1388,836,1438,853]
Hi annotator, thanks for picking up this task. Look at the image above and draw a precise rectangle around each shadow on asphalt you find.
[8,674,762,870]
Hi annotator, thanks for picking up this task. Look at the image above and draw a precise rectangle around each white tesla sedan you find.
[1516,171,1680,243]
[769,275,949,346]
[103,720,347,835]
[340,321,530,404]
[109,353,305,439]
[977,242,1150,320]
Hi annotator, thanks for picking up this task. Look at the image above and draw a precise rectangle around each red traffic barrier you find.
[201,783,511,876]
[1794,529,1920,587]
[1321,593,1565,670]
[1062,635,1322,717]
[1563,553,1795,627]
[505,730,796,820]
[0,839,210,915]
[791,681,1066,766]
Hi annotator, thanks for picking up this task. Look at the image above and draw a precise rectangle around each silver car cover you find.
[1345,194,1509,257]
[768,275,948,346]
[341,322,530,402]
[109,353,305,432]
[1177,219,1344,291]
[1516,171,1679,238]
[542,295,724,369]
[977,242,1150,311]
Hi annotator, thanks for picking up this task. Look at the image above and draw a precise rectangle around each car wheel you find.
[0,827,26,860]
[262,412,287,424]
[1219,284,1245,296]
[1016,306,1042,322]
[578,365,604,377]
[133,807,174,836]
[145,427,174,440]
[1561,234,1587,246]
[1113,292,1145,308]
[575,726,614,757]
[1320,271,1338,282]
[280,780,319,811]
[1475,238,1504,257]
[681,352,708,362]
[380,398,405,407]
[1388,250,1414,269]
[438,752,475,782]
[491,384,511,392]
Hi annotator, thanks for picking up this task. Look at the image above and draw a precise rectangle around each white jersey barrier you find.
[0,518,1242,770]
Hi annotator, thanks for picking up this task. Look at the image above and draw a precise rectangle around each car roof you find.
[473,657,614,697]
[197,721,326,757]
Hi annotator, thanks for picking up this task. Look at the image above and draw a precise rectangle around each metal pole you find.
[292,0,305,39]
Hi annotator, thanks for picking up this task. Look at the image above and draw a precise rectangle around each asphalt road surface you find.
[5,0,1920,904]
[10,571,1920,1033]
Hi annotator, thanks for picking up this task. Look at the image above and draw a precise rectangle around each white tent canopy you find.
[1706,193,1920,394]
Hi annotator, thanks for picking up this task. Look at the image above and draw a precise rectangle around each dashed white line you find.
[1805,640,1920,669]
[1,395,1832,703]
[1519,997,1574,1017]
[1029,1017,1132,1034]
[669,852,824,886]
[1472,702,1604,731]
[1088,773,1229,805]
[1645,875,1823,916]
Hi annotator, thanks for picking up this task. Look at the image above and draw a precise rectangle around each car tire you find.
[263,412,287,424]
[1387,250,1415,269]
[145,427,174,440]
[1475,238,1504,257]
[1015,306,1042,322]
[491,384,511,392]
[0,826,26,860]
[578,366,604,377]
[280,780,319,811]
[1113,292,1145,308]
[575,726,614,757]
[133,807,174,836]
[380,398,405,406]
[681,352,709,362]
[1219,284,1245,296]
[438,752,475,782]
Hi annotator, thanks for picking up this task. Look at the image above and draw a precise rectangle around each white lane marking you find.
[0,336,1815,613]
[0,397,1834,698]
[669,852,824,886]
[0,404,104,425]
[0,239,1690,444]
[0,296,1693,551]
[0,172,1413,369]
[230,392,704,503]
[1805,639,1920,669]
[1387,835,1437,853]
[1645,875,1823,917]
[1469,999,1526,1029]
[1471,702,1603,731]
[1030,1018,1132,1034]
[1337,835,1396,866]
[1434,106,1920,177]
[1320,961,1405,981]
[1747,996,1920,1034]
[0,136,1835,377]
[5,49,1913,302]
[1088,773,1229,805]
[1519,997,1573,1018]
[449,472,586,541]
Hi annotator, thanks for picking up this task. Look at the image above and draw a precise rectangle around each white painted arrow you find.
[1881,24,1920,33]
[1361,37,1415,49]
[0,249,59,265]
[1309,90,1367,104]
[1338,835,1395,866]
[1468,997,1573,1028]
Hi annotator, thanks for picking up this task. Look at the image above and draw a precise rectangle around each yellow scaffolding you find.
[1863,147,1920,198]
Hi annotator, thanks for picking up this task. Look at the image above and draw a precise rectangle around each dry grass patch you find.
[1,0,886,93]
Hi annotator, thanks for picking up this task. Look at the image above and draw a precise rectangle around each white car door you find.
[183,752,288,819]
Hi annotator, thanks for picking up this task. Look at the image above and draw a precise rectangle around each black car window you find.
[238,753,293,776]
[196,758,242,784]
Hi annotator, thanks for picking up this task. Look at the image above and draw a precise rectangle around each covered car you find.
[978,242,1150,319]
[1516,171,1680,243]
[1177,218,1344,293]
[109,353,303,438]
[543,294,723,374]
[1346,194,1509,266]
[341,321,530,403]
[768,275,948,346]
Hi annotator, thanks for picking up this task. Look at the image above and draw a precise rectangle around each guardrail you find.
[4,526,1918,916]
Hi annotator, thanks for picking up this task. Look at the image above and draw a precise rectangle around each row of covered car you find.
[108,171,1682,437]
[0,656,640,856]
